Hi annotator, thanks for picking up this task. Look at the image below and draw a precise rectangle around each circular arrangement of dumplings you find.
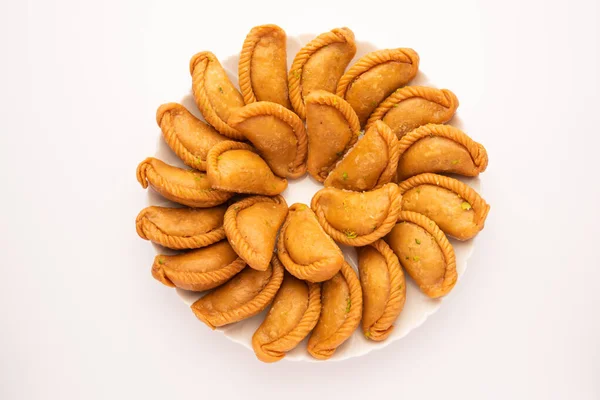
[136,25,490,362]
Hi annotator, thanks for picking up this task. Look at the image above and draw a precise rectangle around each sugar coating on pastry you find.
[277,203,344,283]
[136,157,233,208]
[307,262,362,360]
[228,101,307,178]
[336,48,420,127]
[288,27,356,119]
[156,103,228,171]
[305,90,360,182]
[136,205,226,250]
[252,273,321,362]
[310,183,402,246]
[224,195,288,271]
[366,86,459,139]
[324,120,399,191]
[206,141,288,195]
[191,256,284,329]
[396,123,488,180]
[239,24,291,108]
[385,211,457,298]
[357,239,406,341]
[398,173,490,240]
[190,51,245,139]
[151,240,246,291]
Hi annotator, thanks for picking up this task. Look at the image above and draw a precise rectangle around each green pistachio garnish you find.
[195,157,202,164]
[217,156,222,161]
[293,69,301,79]
[413,256,420,262]
[393,103,399,108]
[345,297,351,313]
[344,229,357,239]
[415,239,421,245]
[364,331,371,338]
[342,172,349,180]
[218,86,223,93]
[451,159,459,165]
[158,259,165,265]
[461,201,472,211]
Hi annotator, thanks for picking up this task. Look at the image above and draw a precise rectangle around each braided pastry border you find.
[136,206,226,250]
[276,204,344,283]
[152,250,246,292]
[305,90,360,181]
[288,27,356,120]
[136,157,233,208]
[156,103,225,171]
[398,173,490,233]
[252,279,321,362]
[336,48,420,98]
[191,256,284,329]
[228,101,307,178]
[398,123,488,174]
[238,24,287,105]
[223,195,288,271]
[189,51,244,140]
[395,211,457,298]
[311,183,402,246]
[359,239,406,341]
[365,86,459,132]
[307,261,362,360]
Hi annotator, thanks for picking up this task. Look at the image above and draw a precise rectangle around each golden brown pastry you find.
[307,262,362,360]
[136,205,226,250]
[151,241,246,291]
[357,239,406,341]
[223,195,288,271]
[288,28,356,119]
[252,272,321,362]
[190,51,245,139]
[228,102,307,178]
[136,157,233,207]
[398,173,490,240]
[366,86,459,139]
[206,141,288,195]
[385,211,457,298]
[239,24,291,108]
[156,103,228,171]
[396,124,488,180]
[324,120,399,191]
[191,256,284,329]
[277,203,344,283]
[305,90,360,181]
[336,48,420,126]
[310,183,402,246]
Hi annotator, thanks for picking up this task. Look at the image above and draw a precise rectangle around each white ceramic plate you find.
[148,33,481,362]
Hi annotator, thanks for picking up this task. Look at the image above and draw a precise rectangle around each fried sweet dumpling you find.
[191,256,284,329]
[136,157,233,208]
[288,27,356,119]
[307,262,362,360]
[305,90,360,182]
[224,195,288,271]
[190,51,245,139]
[277,203,344,283]
[398,173,490,240]
[136,205,226,250]
[336,48,420,127]
[252,272,321,363]
[156,103,228,171]
[228,101,307,178]
[357,239,406,341]
[310,183,402,246]
[397,124,488,180]
[206,141,288,195]
[239,24,291,108]
[366,86,459,139]
[385,211,457,298]
[151,240,246,291]
[324,121,399,191]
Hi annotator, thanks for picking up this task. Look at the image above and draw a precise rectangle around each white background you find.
[1,0,599,399]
